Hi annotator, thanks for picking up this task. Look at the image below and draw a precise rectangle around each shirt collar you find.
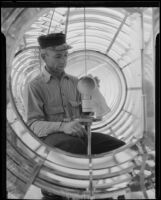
[42,66,69,83]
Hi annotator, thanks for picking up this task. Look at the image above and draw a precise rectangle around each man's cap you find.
[37,32,72,50]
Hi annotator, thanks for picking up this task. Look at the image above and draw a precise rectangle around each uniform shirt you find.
[24,66,81,137]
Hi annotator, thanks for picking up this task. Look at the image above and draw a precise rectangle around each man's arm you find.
[24,78,87,138]
[24,81,62,137]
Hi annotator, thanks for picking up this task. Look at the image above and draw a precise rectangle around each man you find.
[24,33,125,200]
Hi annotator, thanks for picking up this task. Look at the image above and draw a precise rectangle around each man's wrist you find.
[59,121,65,132]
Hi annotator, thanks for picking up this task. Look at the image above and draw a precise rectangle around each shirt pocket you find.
[68,100,81,107]
[68,100,81,118]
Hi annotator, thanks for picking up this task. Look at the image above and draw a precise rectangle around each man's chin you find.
[52,68,65,74]
[56,67,65,72]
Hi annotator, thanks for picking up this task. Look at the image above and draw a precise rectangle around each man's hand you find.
[59,120,87,138]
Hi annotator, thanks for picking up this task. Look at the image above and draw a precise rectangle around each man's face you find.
[43,47,68,73]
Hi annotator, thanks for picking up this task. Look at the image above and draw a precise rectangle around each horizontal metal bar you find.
[128,87,142,90]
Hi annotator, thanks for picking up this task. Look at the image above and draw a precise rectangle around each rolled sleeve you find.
[30,121,62,137]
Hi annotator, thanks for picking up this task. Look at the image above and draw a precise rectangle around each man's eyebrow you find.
[55,52,68,56]
[47,47,55,50]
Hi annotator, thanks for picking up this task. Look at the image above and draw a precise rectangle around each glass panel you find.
[122,53,142,88]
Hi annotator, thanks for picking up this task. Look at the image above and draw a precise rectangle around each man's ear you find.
[41,53,45,60]
[40,49,46,61]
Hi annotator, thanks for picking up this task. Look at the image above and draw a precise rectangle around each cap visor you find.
[55,43,72,51]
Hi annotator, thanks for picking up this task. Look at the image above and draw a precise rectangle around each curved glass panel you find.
[5,7,156,199]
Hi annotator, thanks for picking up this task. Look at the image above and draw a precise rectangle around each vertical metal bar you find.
[140,11,149,199]
[84,8,87,75]
[140,10,148,141]
[87,123,91,159]
[152,8,156,128]
[86,123,94,199]
[65,7,70,35]
[47,9,55,34]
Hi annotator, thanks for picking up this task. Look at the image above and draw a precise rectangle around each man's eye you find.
[55,56,61,58]
[54,54,68,59]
